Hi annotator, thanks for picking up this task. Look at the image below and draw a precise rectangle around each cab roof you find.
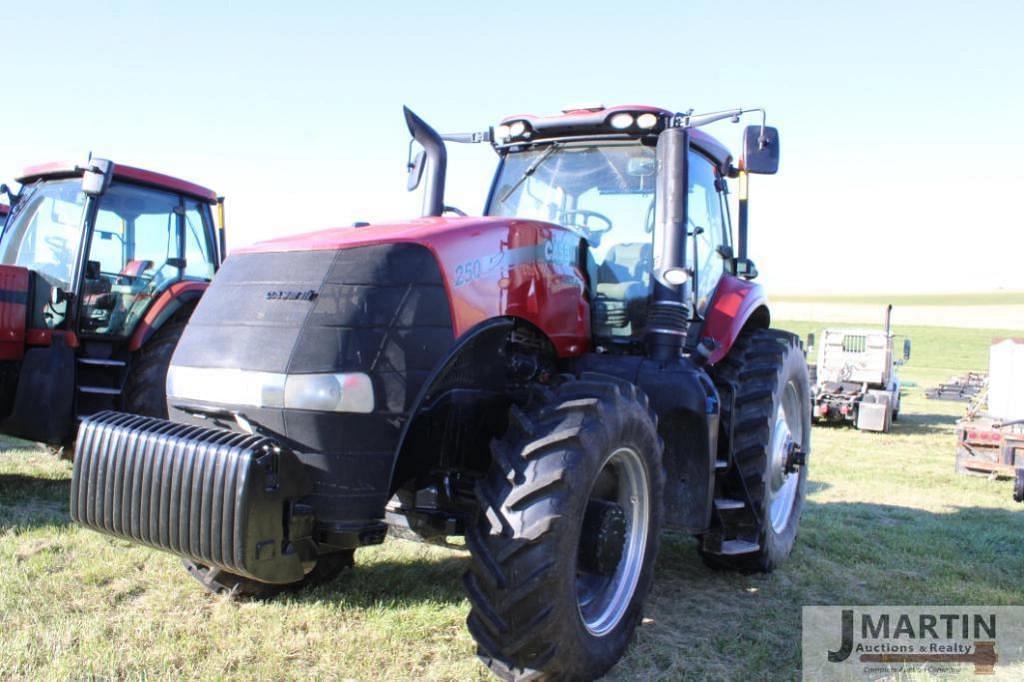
[497,104,734,172]
[17,160,217,203]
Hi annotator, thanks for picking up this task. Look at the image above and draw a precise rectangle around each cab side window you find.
[183,201,215,280]
[688,151,727,312]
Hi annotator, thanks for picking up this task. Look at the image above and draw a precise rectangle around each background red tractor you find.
[70,105,809,680]
[0,160,224,450]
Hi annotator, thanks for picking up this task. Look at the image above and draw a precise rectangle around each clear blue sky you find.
[4,1,1022,293]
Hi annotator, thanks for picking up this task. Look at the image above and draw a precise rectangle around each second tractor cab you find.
[0,159,224,448]
[70,106,806,681]
[809,305,911,433]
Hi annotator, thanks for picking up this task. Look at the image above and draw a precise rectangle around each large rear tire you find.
[123,321,187,419]
[702,329,810,573]
[464,374,664,681]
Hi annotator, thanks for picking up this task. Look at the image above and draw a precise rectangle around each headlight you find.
[509,120,527,137]
[167,366,374,414]
[663,267,690,286]
[609,112,635,129]
[284,372,374,413]
[636,113,659,129]
[495,124,511,141]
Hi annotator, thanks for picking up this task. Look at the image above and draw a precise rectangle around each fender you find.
[127,280,208,351]
[700,274,770,364]
[388,316,553,493]
[0,265,29,360]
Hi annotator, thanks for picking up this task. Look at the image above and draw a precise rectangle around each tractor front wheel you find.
[464,374,663,681]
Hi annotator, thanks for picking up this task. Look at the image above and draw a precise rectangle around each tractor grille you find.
[70,411,311,583]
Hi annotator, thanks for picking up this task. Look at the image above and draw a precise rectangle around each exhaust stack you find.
[403,107,447,217]
[646,126,692,362]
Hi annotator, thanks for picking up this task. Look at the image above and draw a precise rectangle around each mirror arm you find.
[737,170,749,261]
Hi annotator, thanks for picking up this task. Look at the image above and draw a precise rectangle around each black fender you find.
[572,353,719,533]
[388,316,555,495]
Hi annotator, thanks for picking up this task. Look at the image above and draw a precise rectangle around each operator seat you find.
[593,243,651,336]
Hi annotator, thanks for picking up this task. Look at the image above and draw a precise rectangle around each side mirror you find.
[733,257,759,279]
[740,125,780,175]
[903,338,912,362]
[81,159,114,196]
[407,149,426,191]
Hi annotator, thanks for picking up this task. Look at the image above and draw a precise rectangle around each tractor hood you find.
[234,215,590,355]
[165,213,589,527]
[237,216,538,254]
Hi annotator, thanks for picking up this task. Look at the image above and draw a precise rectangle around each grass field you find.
[1,320,1022,680]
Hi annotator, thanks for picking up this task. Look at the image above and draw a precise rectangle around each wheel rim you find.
[576,446,650,637]
[768,380,803,533]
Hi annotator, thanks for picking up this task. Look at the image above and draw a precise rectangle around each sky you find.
[2,1,1022,294]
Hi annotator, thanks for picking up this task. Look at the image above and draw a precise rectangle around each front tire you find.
[464,374,664,681]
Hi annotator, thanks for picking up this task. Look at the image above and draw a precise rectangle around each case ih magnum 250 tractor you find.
[0,160,223,449]
[70,105,810,680]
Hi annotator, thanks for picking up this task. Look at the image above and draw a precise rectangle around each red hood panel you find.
[236,215,592,357]
[236,216,526,254]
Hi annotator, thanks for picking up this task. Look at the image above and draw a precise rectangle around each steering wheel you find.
[562,209,613,243]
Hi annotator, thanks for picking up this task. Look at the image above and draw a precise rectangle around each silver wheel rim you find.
[768,380,802,533]
[576,446,650,637]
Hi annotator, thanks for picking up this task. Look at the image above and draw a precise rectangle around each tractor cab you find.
[477,105,776,351]
[0,159,223,444]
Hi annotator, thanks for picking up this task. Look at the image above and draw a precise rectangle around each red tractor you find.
[70,106,809,680]
[0,160,224,449]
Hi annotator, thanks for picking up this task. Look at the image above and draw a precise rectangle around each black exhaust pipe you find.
[403,106,447,217]
[647,126,692,362]
[884,304,893,335]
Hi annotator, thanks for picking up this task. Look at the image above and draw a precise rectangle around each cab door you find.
[80,184,216,338]
[687,151,729,314]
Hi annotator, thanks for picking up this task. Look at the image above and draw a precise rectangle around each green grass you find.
[773,291,1024,307]
[2,324,1022,680]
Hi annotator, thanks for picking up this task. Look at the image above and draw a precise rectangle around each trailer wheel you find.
[123,321,188,419]
[702,329,810,573]
[464,374,663,681]
[182,550,355,598]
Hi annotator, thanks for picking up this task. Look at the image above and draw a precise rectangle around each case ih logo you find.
[802,606,1024,680]
[265,289,317,301]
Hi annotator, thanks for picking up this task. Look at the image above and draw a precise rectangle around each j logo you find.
[828,609,854,662]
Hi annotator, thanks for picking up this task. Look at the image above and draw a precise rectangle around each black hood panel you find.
[168,243,455,526]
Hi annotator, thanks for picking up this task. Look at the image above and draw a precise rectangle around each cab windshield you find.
[0,180,87,291]
[486,142,656,266]
[486,142,657,339]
